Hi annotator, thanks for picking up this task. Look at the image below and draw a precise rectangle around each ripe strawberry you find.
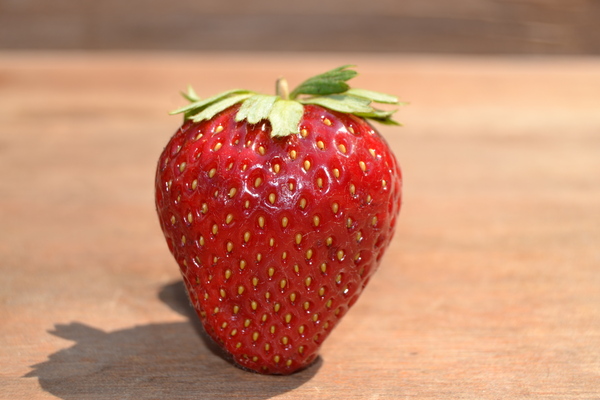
[155,66,403,374]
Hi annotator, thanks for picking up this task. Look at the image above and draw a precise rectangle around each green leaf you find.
[181,85,200,102]
[290,65,358,98]
[268,100,304,137]
[170,89,253,115]
[235,94,278,124]
[355,109,401,125]
[189,93,253,122]
[301,94,374,114]
[345,88,399,104]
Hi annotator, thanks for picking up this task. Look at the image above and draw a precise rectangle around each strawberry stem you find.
[276,78,290,100]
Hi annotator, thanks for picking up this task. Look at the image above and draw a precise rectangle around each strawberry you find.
[155,66,403,374]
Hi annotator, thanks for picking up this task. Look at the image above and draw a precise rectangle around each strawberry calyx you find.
[170,65,404,138]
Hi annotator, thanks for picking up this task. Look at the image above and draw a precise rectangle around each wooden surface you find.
[1,52,599,399]
[1,0,600,54]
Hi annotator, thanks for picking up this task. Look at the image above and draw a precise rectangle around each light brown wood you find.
[1,52,599,399]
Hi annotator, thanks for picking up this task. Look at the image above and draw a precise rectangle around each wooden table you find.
[1,52,599,399]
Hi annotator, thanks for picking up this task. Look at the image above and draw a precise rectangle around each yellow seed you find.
[336,274,342,284]
[208,168,216,178]
[326,237,333,246]
[303,160,311,171]
[187,212,193,223]
[312,314,319,322]
[348,126,355,134]
[244,200,250,209]
[285,313,292,323]
[323,118,332,126]
[213,307,219,314]
[233,305,240,314]
[332,203,339,213]
[290,292,297,302]
[301,128,308,137]
[215,125,224,133]
[289,150,297,159]
[265,343,270,351]
[212,224,218,235]
[298,346,305,354]
[252,356,258,362]
[281,217,289,228]
[372,216,378,226]
[306,249,313,259]
[359,161,367,172]
[382,179,387,187]
[324,322,330,330]
[298,325,305,334]
[256,253,262,262]
[326,299,333,308]
[274,303,280,312]
[235,342,242,348]
[230,329,237,336]
[225,269,232,280]
[262,313,268,322]
[347,217,353,228]
[268,267,275,277]
[192,179,198,190]
[258,216,265,228]
[369,148,376,157]
[333,168,340,178]
[282,252,288,260]
[258,146,266,155]
[199,235,205,246]
[229,187,237,198]
[251,301,258,310]
[320,263,327,273]
[305,276,312,287]
[280,279,287,289]
[213,142,222,151]
[244,319,251,328]
[265,291,271,300]
[317,140,325,150]
[273,355,280,363]
[319,287,325,296]
[252,277,259,287]
[299,198,307,209]
[268,193,276,204]
[179,162,186,172]
[313,215,320,227]
[338,143,347,153]
[221,322,228,329]
[349,184,356,195]
[201,203,208,214]
[170,215,176,224]
[220,289,226,298]
[281,336,289,345]
[304,302,310,310]
[286,359,293,367]
[244,231,251,242]
[337,250,344,260]
[366,194,372,203]
[289,182,295,191]
[226,214,234,224]
[252,332,259,341]
[293,264,299,273]
[254,177,262,187]
[295,233,302,245]
[270,325,276,334]
[354,252,361,261]
[356,231,363,242]
[238,286,245,295]
[181,235,186,245]
[240,259,247,269]
[273,163,280,173]
[227,242,233,252]
[195,132,203,140]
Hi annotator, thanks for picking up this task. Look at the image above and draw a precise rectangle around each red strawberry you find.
[155,66,403,374]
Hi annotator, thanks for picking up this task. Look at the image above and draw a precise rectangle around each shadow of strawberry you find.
[25,281,321,399]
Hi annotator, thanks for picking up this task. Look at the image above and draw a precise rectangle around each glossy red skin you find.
[155,104,402,374]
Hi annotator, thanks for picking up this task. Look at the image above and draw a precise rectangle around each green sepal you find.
[345,88,399,105]
[169,89,253,116]
[301,94,373,114]
[189,93,254,122]
[181,85,200,102]
[268,100,304,137]
[235,94,279,125]
[290,65,357,98]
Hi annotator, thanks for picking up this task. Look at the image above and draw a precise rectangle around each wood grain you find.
[0,52,599,399]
